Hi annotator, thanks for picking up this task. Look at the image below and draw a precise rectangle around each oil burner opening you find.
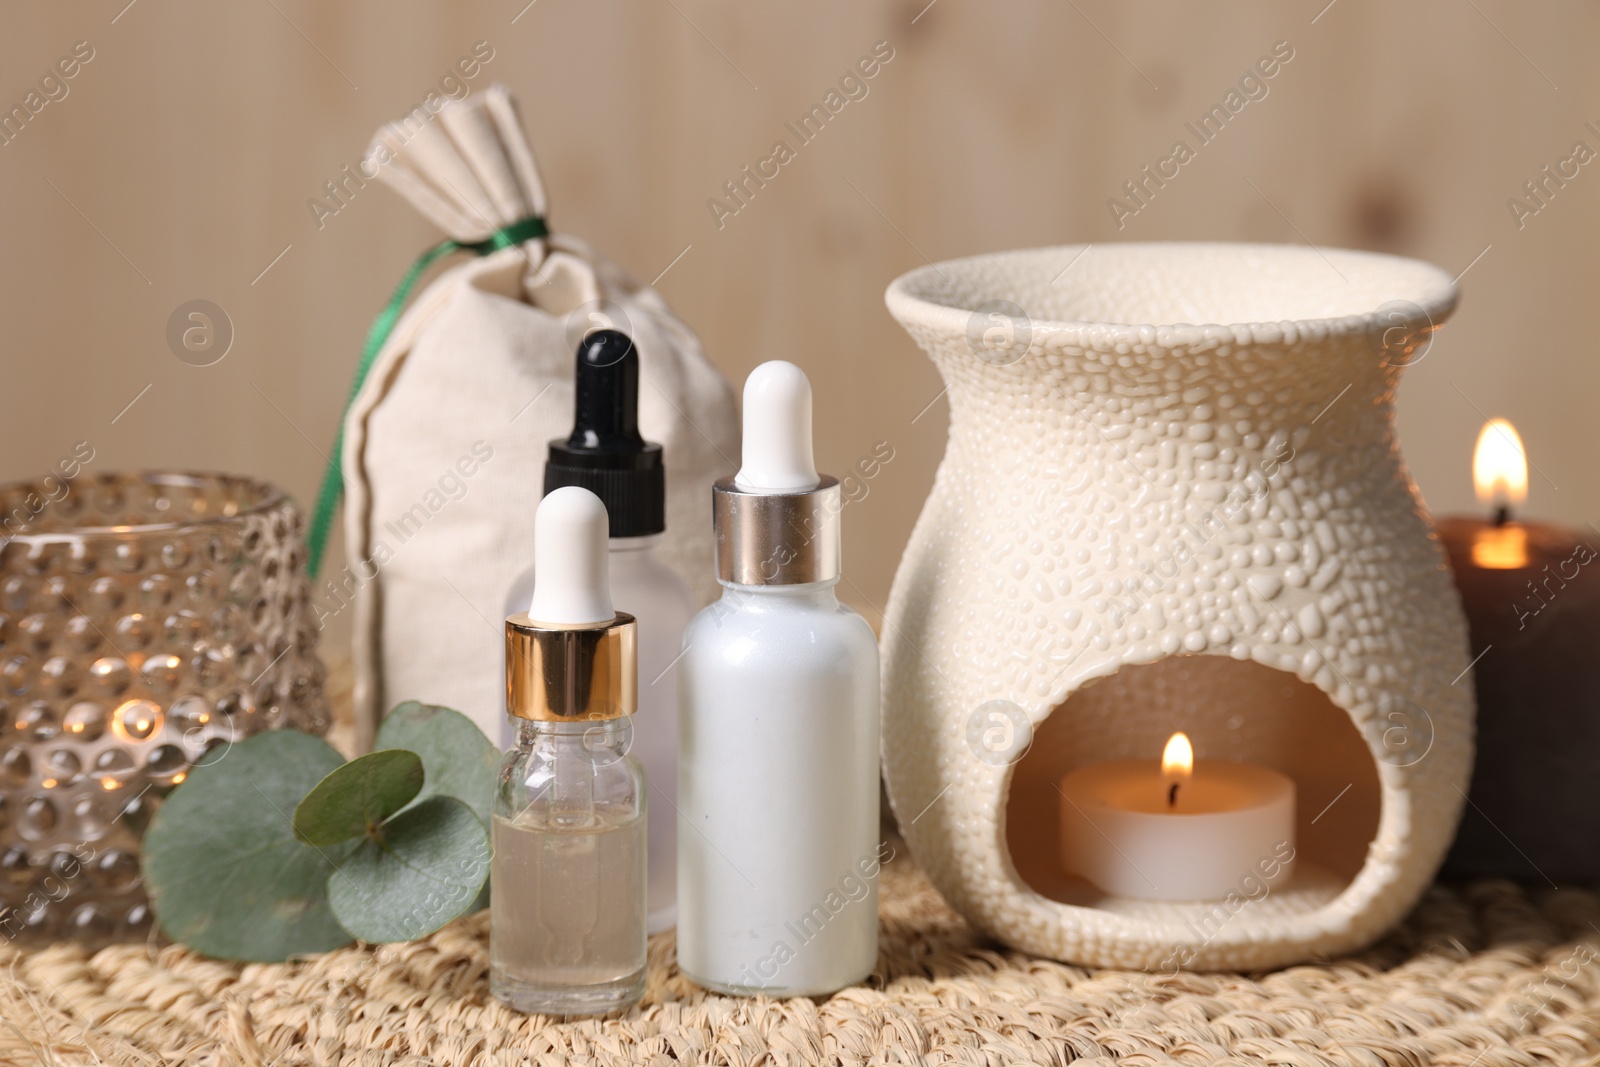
[1005,655,1381,931]
[892,242,1459,333]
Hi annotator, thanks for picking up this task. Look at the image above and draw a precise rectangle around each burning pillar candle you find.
[1058,733,1296,901]
[1438,419,1600,878]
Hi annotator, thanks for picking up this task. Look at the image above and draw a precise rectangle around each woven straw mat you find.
[2,662,1599,1065]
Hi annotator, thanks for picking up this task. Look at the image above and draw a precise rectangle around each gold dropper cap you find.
[505,611,637,721]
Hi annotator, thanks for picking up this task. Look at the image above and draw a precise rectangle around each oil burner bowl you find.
[882,242,1472,970]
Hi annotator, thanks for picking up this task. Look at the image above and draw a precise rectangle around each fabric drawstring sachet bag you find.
[312,84,738,748]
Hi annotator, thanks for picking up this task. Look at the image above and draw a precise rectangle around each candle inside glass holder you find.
[0,471,329,945]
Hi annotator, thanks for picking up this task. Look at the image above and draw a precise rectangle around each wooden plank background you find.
[0,0,1592,637]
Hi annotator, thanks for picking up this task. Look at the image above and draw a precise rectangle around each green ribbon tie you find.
[305,215,548,577]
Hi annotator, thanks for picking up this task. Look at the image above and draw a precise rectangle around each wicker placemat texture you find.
[2,856,1599,1066]
[4,662,1599,1064]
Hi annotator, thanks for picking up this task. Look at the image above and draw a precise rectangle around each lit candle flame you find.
[1162,732,1193,778]
[1162,732,1193,808]
[1473,418,1528,511]
[1471,418,1531,569]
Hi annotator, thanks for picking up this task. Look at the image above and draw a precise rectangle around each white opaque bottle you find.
[677,360,881,997]
[501,329,694,934]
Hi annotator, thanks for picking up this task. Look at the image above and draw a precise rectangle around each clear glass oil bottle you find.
[492,718,646,1014]
[490,485,647,1016]
[502,531,692,934]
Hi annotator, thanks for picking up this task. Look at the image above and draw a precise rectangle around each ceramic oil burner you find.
[882,243,1473,971]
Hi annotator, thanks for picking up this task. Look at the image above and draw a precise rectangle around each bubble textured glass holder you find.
[0,471,329,946]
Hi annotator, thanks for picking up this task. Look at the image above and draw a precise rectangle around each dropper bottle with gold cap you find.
[492,485,646,1016]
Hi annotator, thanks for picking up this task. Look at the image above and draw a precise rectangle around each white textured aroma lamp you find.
[882,243,1474,971]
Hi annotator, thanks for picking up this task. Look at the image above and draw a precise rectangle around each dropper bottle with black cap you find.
[502,329,695,935]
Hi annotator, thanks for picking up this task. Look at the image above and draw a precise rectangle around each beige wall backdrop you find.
[1,1,1594,635]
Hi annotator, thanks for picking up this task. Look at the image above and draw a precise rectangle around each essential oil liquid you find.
[490,808,647,1015]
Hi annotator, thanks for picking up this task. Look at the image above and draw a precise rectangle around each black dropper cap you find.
[543,329,665,538]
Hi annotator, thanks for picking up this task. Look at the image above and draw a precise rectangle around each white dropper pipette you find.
[736,360,820,493]
[526,486,615,852]
[529,486,615,627]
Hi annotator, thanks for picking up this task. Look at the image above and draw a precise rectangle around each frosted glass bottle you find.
[678,579,880,995]
[677,360,881,996]
[500,327,694,934]
[502,535,693,932]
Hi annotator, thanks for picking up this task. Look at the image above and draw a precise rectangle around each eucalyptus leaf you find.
[293,749,424,847]
[376,702,498,829]
[326,795,491,943]
[143,731,355,962]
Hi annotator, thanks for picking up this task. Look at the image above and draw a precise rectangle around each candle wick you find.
[1493,504,1512,528]
[1168,782,1179,808]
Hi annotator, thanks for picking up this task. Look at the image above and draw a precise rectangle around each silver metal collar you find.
[712,475,841,585]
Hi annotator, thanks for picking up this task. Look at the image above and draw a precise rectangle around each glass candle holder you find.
[0,471,329,946]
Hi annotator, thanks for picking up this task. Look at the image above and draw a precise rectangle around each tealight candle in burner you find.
[1059,733,1296,901]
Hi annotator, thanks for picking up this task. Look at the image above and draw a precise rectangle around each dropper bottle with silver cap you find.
[678,361,881,997]
[493,486,646,1016]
